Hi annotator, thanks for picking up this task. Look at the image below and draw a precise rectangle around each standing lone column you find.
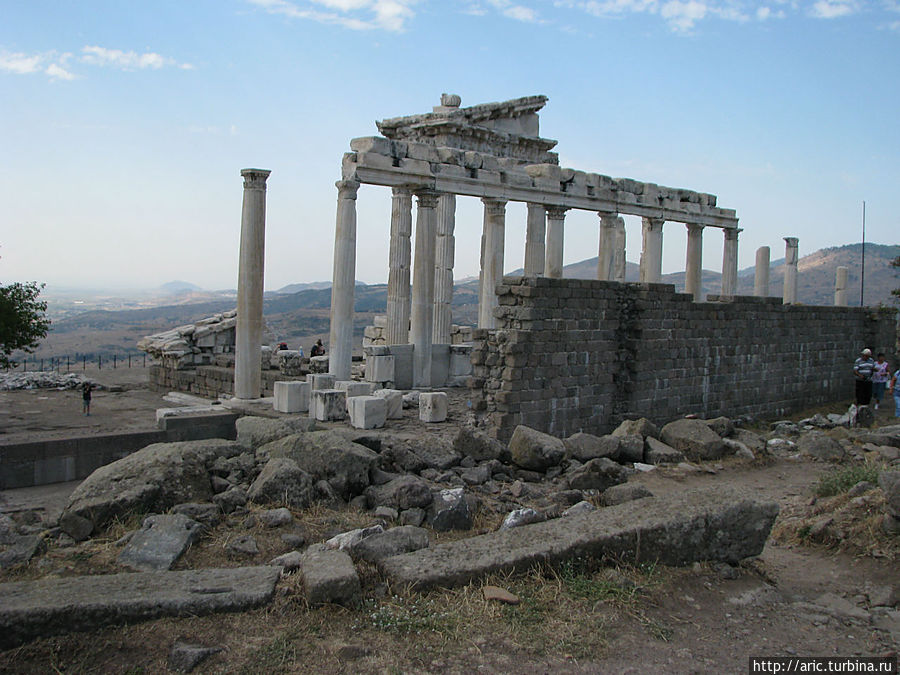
[328,179,360,381]
[614,217,627,283]
[544,206,567,278]
[410,191,439,387]
[834,266,849,307]
[685,223,704,302]
[639,218,664,283]
[783,237,799,305]
[597,212,618,281]
[720,227,740,296]
[385,187,412,345]
[754,246,770,297]
[433,193,456,345]
[478,199,506,329]
[524,203,546,277]
[234,168,271,400]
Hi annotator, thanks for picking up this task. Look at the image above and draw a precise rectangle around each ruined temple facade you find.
[329,94,741,387]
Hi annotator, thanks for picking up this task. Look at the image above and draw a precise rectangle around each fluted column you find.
[614,216,626,282]
[685,223,704,301]
[783,237,799,305]
[234,168,271,399]
[524,203,546,277]
[478,198,506,329]
[544,206,567,278]
[639,218,664,283]
[754,246,770,297]
[835,266,849,306]
[433,193,456,344]
[410,191,439,387]
[720,227,740,296]
[597,212,618,281]
[328,179,360,381]
[385,187,412,345]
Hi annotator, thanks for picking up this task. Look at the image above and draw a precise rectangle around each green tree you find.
[0,282,51,368]
[893,256,900,303]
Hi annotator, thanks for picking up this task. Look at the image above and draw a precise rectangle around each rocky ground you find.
[0,369,898,673]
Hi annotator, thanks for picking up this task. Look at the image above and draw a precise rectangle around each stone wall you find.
[149,365,305,399]
[469,276,898,442]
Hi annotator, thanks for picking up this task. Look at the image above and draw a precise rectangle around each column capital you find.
[392,185,414,197]
[335,179,360,199]
[686,222,704,234]
[241,168,271,190]
[784,236,799,247]
[723,227,741,241]
[545,205,569,220]
[598,211,619,227]
[482,198,507,217]
[415,190,440,209]
[642,217,665,230]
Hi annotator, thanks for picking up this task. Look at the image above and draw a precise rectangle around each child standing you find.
[872,353,891,410]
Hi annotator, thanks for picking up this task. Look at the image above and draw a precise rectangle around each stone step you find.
[378,487,778,591]
[0,565,282,649]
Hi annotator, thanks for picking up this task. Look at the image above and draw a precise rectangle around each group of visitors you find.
[854,348,899,416]
[273,339,326,358]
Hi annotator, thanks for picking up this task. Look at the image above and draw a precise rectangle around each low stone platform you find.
[0,566,282,649]
[378,487,778,590]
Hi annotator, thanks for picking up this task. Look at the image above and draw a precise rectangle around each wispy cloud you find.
[80,46,193,70]
[486,0,540,22]
[0,46,192,80]
[248,0,418,31]
[810,0,859,18]
[0,50,76,80]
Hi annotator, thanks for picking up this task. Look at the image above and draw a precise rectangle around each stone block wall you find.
[149,365,306,399]
[469,276,898,442]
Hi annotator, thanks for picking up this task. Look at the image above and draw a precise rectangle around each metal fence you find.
[4,353,148,373]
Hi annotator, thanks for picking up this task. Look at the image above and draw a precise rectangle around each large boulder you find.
[644,437,685,464]
[611,418,659,440]
[59,439,242,540]
[248,458,316,508]
[429,487,473,531]
[703,417,734,438]
[236,417,311,451]
[403,437,461,471]
[877,471,900,519]
[563,432,620,462]
[797,432,846,462]
[660,419,725,461]
[566,458,629,492]
[365,475,434,510]
[259,431,378,500]
[453,426,507,462]
[616,435,645,463]
[732,429,766,456]
[509,426,565,471]
[350,526,430,564]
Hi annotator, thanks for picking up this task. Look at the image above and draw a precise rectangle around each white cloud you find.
[660,0,708,31]
[248,0,419,31]
[0,51,48,75]
[80,46,193,70]
[810,0,858,18]
[45,63,76,81]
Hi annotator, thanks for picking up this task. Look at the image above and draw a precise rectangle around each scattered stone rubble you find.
[0,371,93,391]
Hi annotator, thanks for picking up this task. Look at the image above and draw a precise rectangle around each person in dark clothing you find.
[310,339,325,357]
[82,381,93,416]
[853,348,876,406]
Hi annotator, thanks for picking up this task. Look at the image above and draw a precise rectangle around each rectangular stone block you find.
[273,381,309,413]
[389,344,414,390]
[308,355,329,374]
[430,344,450,388]
[308,373,335,391]
[311,389,347,421]
[300,548,360,606]
[365,354,395,383]
[336,381,376,398]
[374,388,403,419]
[419,392,448,423]
[449,345,473,378]
[348,395,387,429]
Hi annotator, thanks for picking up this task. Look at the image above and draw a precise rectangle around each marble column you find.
[524,203,546,277]
[720,227,740,297]
[685,223,704,302]
[754,246,770,297]
[234,168,271,399]
[544,206,567,278]
[639,218,664,283]
[783,237,799,305]
[410,191,439,387]
[328,179,360,381]
[385,187,412,345]
[613,216,627,282]
[433,193,456,344]
[597,212,618,281]
[834,265,849,307]
[478,198,506,329]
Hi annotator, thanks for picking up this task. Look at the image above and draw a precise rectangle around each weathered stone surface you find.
[453,426,507,462]
[722,437,754,459]
[600,483,653,506]
[856,406,875,428]
[269,551,303,571]
[797,432,846,462]
[348,396,387,430]
[0,566,281,650]
[509,425,565,470]
[419,392,449,422]
[660,419,725,461]
[167,642,223,673]
[460,465,491,485]
[563,501,595,517]
[236,417,310,450]
[395,437,461,471]
[644,437,685,465]
[118,514,203,572]
[350,526,430,563]
[565,458,628,491]
[258,507,293,528]
[611,418,659,440]
[213,486,248,513]
[563,432,620,462]
[260,431,378,499]
[703,416,734,438]
[60,439,242,539]
[300,548,360,606]
[617,434,645,463]
[311,389,347,421]
[171,503,220,527]
[373,388,404,419]
[325,524,384,552]
[878,471,900,518]
[379,487,778,590]
[0,534,44,568]
[499,508,546,530]
[365,475,433,510]
[227,534,259,557]
[247,458,315,508]
[429,487,473,531]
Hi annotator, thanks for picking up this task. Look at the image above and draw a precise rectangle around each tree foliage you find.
[0,282,51,368]
[893,256,900,303]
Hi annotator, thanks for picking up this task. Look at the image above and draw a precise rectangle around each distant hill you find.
[159,280,202,294]
[271,281,333,294]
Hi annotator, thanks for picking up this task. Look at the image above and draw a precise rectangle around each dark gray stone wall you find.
[469,276,898,442]
[149,365,305,399]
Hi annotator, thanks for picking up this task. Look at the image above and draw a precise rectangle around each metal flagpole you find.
[860,201,866,307]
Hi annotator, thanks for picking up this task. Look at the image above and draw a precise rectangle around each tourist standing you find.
[82,381,93,416]
[853,348,876,406]
[891,367,900,418]
[872,353,891,410]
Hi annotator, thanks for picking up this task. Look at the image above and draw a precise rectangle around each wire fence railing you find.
[4,353,148,373]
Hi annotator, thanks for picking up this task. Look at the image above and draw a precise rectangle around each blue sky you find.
[1,0,898,291]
